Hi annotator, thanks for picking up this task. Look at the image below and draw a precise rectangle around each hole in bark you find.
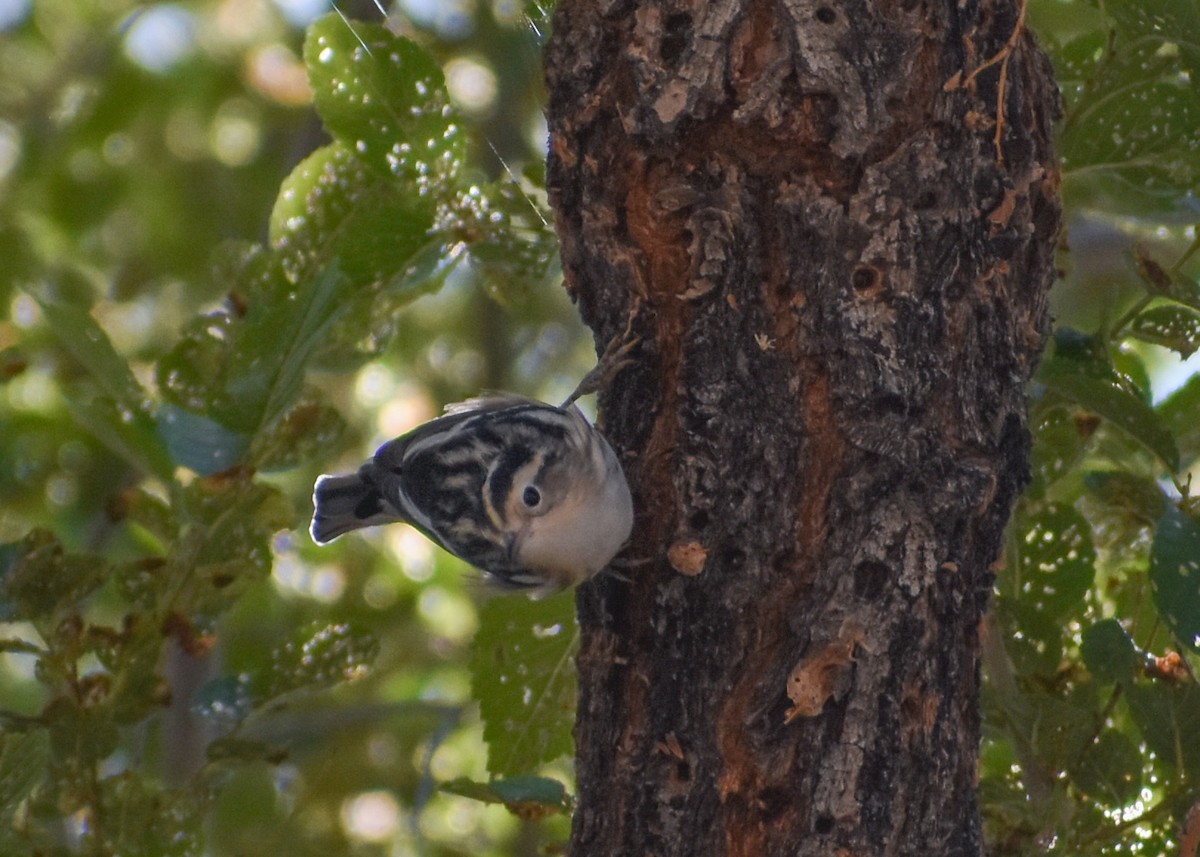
[913,190,939,210]
[771,548,799,576]
[901,692,929,728]
[814,6,837,24]
[661,12,692,65]
[851,265,881,292]
[854,560,890,600]
[877,393,907,415]
[758,787,790,822]
[814,812,835,834]
[689,509,710,531]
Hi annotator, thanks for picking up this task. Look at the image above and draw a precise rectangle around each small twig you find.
[961,0,1029,89]
[1169,229,1200,274]
[959,0,1029,164]
[1074,683,1124,768]
[1109,293,1154,339]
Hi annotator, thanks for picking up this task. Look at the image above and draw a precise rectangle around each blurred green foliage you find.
[0,0,1198,855]
[0,1,573,854]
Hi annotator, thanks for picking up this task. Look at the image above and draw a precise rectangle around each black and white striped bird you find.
[310,394,633,597]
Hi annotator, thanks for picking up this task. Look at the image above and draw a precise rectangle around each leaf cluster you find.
[0,3,566,855]
[981,5,1200,851]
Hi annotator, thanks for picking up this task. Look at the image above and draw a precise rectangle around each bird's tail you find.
[310,469,399,544]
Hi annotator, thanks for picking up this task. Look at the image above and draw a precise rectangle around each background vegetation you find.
[0,1,1198,854]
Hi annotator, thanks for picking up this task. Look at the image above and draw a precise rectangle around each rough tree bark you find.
[544,1,1060,854]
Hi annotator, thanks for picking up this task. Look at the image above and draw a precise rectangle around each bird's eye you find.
[522,486,541,508]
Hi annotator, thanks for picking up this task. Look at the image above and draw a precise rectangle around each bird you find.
[310,336,638,597]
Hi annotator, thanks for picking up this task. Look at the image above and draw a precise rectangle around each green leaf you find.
[271,144,436,282]
[0,729,49,823]
[1058,0,1200,218]
[194,626,379,739]
[441,775,572,817]
[268,144,447,374]
[157,404,250,476]
[1041,11,1107,75]
[26,293,173,478]
[66,392,174,481]
[309,235,466,370]
[1027,691,1097,772]
[1050,327,1107,362]
[1128,305,1200,358]
[1149,505,1200,652]
[1027,404,1089,498]
[523,0,556,35]
[260,622,379,700]
[1107,0,1200,77]
[98,773,207,857]
[224,263,350,435]
[174,477,292,615]
[394,235,467,294]
[463,177,558,303]
[470,591,577,777]
[0,529,108,622]
[1162,272,1200,312]
[44,696,119,765]
[1083,470,1166,524]
[302,14,463,184]
[1037,354,1180,470]
[1011,503,1097,619]
[1068,730,1143,806]
[159,260,357,460]
[1081,619,1139,684]
[249,394,347,472]
[1111,346,1152,405]
[1124,680,1200,773]
[995,597,1065,677]
[156,313,235,416]
[192,674,255,730]
[1158,373,1200,469]
[158,260,364,454]
[31,292,147,412]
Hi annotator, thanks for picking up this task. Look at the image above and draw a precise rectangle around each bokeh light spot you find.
[270,0,327,27]
[340,790,400,843]
[0,120,21,180]
[210,99,263,166]
[0,0,31,32]
[124,5,197,74]
[388,527,436,583]
[247,43,312,106]
[444,57,498,116]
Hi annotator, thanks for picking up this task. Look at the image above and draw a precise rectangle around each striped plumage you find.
[310,395,633,597]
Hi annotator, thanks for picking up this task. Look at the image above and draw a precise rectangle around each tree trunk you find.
[544,1,1060,854]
